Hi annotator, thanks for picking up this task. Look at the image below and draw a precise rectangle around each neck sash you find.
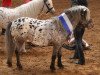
[58,13,73,35]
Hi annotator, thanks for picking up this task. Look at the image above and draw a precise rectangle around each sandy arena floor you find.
[0,0,100,75]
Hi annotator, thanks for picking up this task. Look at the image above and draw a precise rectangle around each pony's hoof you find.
[50,65,56,72]
[18,66,23,70]
[7,61,12,67]
[58,64,64,69]
[74,61,85,65]
[17,64,23,70]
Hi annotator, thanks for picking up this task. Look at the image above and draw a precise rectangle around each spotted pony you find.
[5,6,93,71]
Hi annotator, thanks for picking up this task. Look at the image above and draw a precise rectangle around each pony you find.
[0,0,55,34]
[63,1,93,64]
[70,0,89,49]
[0,0,55,52]
[5,6,93,71]
[63,0,90,50]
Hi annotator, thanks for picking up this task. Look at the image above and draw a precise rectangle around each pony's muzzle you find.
[50,8,55,15]
[87,19,94,29]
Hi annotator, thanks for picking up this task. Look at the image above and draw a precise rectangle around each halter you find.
[44,0,54,14]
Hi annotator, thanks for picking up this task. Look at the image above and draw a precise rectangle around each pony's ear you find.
[64,10,71,15]
[83,9,87,16]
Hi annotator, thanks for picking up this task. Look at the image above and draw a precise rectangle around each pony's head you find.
[43,0,55,14]
[79,6,93,29]
[64,6,93,29]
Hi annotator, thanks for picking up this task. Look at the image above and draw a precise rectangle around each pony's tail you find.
[5,22,15,67]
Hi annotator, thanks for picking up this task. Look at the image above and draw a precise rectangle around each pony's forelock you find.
[86,8,90,21]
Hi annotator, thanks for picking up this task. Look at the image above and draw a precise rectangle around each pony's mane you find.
[15,0,38,9]
[14,0,43,17]
[65,5,90,21]
[67,5,87,12]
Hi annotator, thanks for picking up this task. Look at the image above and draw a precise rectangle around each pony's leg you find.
[21,42,26,52]
[57,46,64,69]
[73,26,85,65]
[7,47,15,67]
[6,40,15,67]
[5,22,14,67]
[50,45,58,71]
[15,49,23,70]
[15,39,24,70]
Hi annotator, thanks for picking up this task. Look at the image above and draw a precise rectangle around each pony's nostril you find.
[50,10,55,15]
[52,9,55,13]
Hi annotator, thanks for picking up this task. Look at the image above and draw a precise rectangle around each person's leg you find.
[72,26,85,65]
[70,0,88,7]
[77,0,88,7]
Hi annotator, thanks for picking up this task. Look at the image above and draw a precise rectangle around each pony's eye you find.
[48,4,50,6]
[81,14,84,16]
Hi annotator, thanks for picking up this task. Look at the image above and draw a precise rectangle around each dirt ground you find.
[0,0,100,75]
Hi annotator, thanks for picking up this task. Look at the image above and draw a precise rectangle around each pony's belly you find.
[32,33,51,46]
[32,40,49,46]
[32,37,50,46]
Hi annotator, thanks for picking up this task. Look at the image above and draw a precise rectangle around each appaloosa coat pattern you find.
[10,17,66,47]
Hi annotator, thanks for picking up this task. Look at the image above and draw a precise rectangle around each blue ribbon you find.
[59,15,72,35]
